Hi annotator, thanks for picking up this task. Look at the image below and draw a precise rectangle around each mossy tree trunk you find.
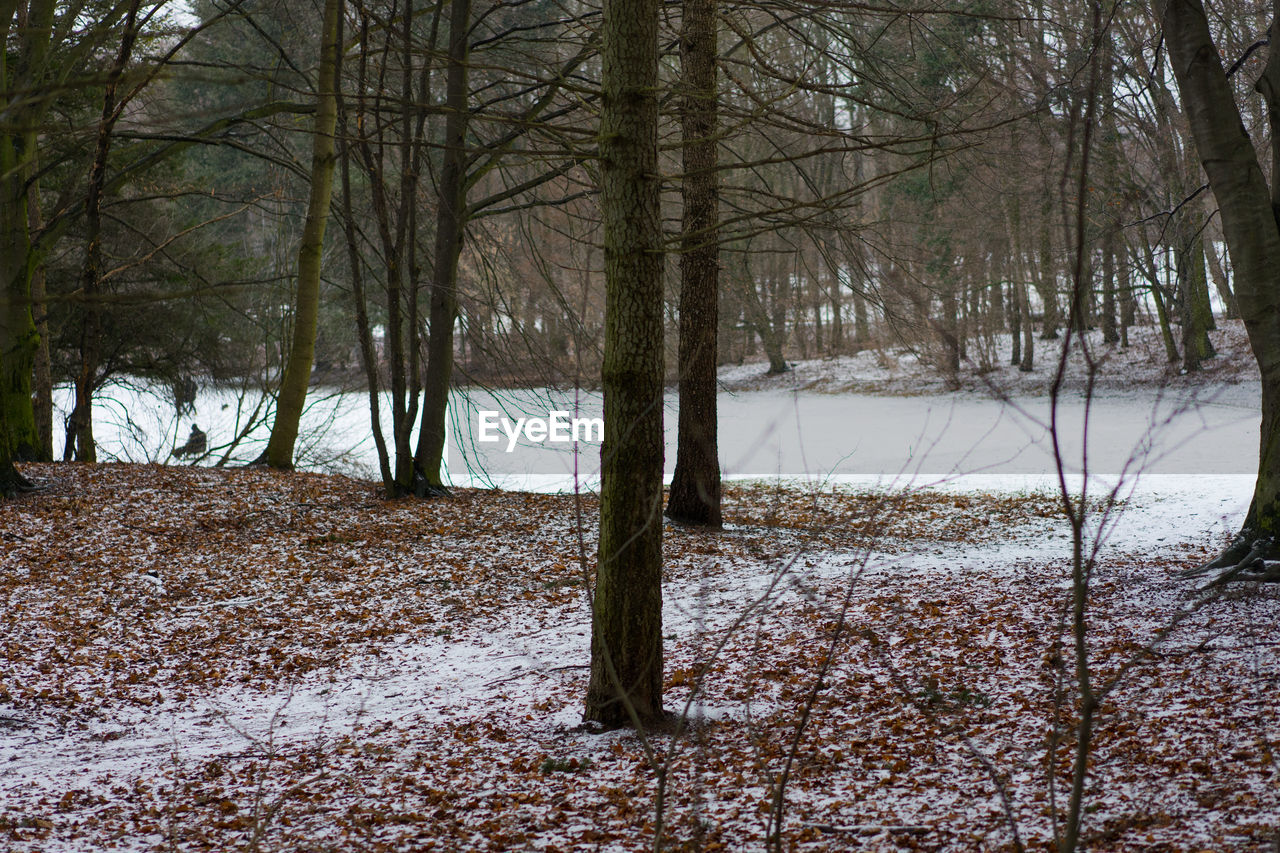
[0,0,57,474]
[1164,0,1280,556]
[262,0,342,469]
[667,0,721,527]
[584,0,665,727]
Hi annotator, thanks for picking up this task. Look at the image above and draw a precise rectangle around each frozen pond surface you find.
[57,381,1262,490]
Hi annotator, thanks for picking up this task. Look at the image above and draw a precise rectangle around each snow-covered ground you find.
[12,320,1273,848]
[1,465,1275,850]
[718,318,1261,395]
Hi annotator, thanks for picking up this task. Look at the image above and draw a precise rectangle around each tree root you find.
[0,467,40,499]
[1182,532,1280,587]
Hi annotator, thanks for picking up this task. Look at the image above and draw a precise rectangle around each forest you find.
[0,0,1257,483]
[3,0,1280,848]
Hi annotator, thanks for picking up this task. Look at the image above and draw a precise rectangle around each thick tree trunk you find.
[1163,0,1280,552]
[262,0,342,469]
[667,0,721,527]
[0,0,56,468]
[584,0,665,727]
[0,169,40,465]
[414,0,471,495]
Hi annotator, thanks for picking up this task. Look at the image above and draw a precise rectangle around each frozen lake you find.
[55,381,1262,491]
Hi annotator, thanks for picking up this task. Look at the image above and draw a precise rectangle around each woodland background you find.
[2,0,1243,474]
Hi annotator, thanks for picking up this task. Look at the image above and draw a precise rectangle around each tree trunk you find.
[0,173,41,464]
[829,269,844,354]
[1099,26,1120,345]
[1101,235,1120,343]
[1010,280,1022,366]
[261,0,342,469]
[414,0,471,495]
[1149,272,1181,363]
[667,0,721,527]
[69,0,143,464]
[1009,207,1035,371]
[1119,246,1135,346]
[740,257,787,373]
[29,169,51,462]
[852,288,870,348]
[1163,0,1280,552]
[1180,232,1216,371]
[939,278,961,388]
[339,129,394,490]
[1019,278,1035,371]
[0,0,56,468]
[1036,212,1061,339]
[1204,237,1238,319]
[584,0,665,727]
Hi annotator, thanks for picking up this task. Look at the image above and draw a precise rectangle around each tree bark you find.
[1035,209,1061,340]
[1179,232,1215,371]
[584,0,665,727]
[1100,235,1120,344]
[667,0,722,527]
[852,288,870,348]
[28,166,51,461]
[1204,237,1238,319]
[414,0,471,495]
[1119,243,1136,346]
[738,256,787,373]
[1163,0,1280,547]
[262,0,342,469]
[1010,280,1022,366]
[1149,268,1181,363]
[0,0,56,469]
[69,0,143,464]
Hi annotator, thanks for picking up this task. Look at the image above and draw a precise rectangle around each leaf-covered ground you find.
[1,463,1277,851]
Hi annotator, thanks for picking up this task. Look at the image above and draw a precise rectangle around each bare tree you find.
[1163,0,1280,571]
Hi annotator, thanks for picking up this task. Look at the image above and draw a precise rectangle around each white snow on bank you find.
[717,319,1261,395]
[60,379,1262,495]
